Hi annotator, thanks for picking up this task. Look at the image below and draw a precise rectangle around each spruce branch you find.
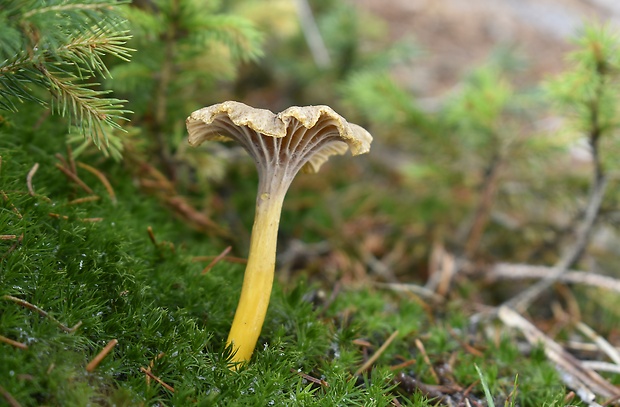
[0,0,133,159]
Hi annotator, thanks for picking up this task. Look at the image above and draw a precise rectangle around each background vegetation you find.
[1,0,619,405]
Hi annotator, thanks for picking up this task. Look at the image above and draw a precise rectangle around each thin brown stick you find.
[374,282,444,303]
[67,195,100,205]
[576,322,620,366]
[415,338,439,384]
[26,163,39,196]
[145,352,166,386]
[354,330,399,376]
[86,339,118,372]
[55,163,94,194]
[192,255,247,264]
[389,359,417,371]
[290,368,330,387]
[1,233,23,260]
[202,246,232,274]
[0,334,28,350]
[165,196,229,237]
[77,161,116,203]
[504,175,608,312]
[55,153,69,169]
[66,145,77,176]
[447,327,484,357]
[81,217,104,223]
[499,306,620,402]
[0,384,21,407]
[488,263,620,293]
[0,235,18,240]
[147,226,158,246]
[1,191,23,219]
[463,154,506,257]
[2,295,82,333]
[140,366,175,392]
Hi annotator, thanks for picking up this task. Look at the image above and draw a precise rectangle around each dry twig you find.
[576,322,620,366]
[415,338,440,384]
[26,163,39,197]
[374,282,444,303]
[0,334,28,350]
[2,295,82,333]
[145,352,166,386]
[503,176,608,312]
[354,330,399,376]
[290,368,329,387]
[498,306,620,405]
[0,385,21,407]
[77,161,116,204]
[55,163,94,194]
[140,366,175,393]
[488,263,620,293]
[67,195,100,205]
[192,255,247,264]
[1,191,22,219]
[201,246,232,274]
[86,339,118,372]
[293,0,331,68]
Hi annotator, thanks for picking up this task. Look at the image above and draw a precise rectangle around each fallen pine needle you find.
[202,246,233,274]
[26,163,39,197]
[140,366,175,392]
[290,368,329,387]
[0,384,21,407]
[55,163,93,194]
[147,226,158,246]
[77,162,116,204]
[499,306,620,403]
[146,352,166,386]
[86,339,118,372]
[2,295,82,333]
[415,338,439,384]
[192,255,247,265]
[1,191,22,219]
[48,213,103,223]
[67,196,100,205]
[576,321,620,366]
[81,217,104,223]
[389,359,417,371]
[355,330,399,376]
[0,334,28,350]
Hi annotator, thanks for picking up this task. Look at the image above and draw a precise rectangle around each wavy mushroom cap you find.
[186,101,372,174]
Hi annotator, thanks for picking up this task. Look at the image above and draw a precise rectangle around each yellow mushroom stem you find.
[226,190,285,366]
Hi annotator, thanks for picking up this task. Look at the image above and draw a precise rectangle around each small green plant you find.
[475,364,496,407]
[0,0,133,159]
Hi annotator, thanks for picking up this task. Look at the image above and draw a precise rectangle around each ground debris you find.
[392,372,484,407]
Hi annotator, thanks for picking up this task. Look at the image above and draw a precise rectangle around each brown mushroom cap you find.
[186,101,372,176]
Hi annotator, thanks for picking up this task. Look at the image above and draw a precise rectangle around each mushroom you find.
[186,101,372,366]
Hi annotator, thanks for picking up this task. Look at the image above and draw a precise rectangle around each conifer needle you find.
[86,339,118,372]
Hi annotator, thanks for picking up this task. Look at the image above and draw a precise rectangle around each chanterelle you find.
[186,101,372,367]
